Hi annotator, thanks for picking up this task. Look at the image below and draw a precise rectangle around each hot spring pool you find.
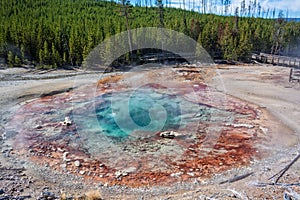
[74,86,210,140]
[5,69,267,187]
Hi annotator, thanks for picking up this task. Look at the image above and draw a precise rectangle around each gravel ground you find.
[0,65,300,199]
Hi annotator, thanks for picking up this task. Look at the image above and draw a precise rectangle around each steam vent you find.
[6,66,272,187]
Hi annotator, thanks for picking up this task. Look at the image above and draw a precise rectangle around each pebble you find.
[62,152,71,162]
[74,160,81,167]
[34,125,43,129]
[39,191,56,200]
[159,131,177,139]
[0,189,4,195]
[187,172,195,177]
[79,170,85,175]
[0,195,9,200]
[124,167,137,174]
[115,170,128,179]
[63,117,72,126]
[170,172,183,177]
[60,164,67,169]
[115,171,122,179]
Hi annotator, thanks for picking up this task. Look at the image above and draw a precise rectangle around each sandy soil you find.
[0,64,300,199]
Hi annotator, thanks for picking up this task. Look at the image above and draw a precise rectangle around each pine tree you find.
[14,55,21,66]
[156,0,164,28]
[0,0,299,66]
[190,18,201,41]
[7,51,14,67]
[43,40,50,64]
[237,31,251,61]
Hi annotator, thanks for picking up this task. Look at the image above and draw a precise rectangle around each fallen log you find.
[219,172,254,184]
[268,153,300,184]
[0,167,25,171]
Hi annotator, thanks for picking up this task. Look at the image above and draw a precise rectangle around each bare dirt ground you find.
[0,64,300,199]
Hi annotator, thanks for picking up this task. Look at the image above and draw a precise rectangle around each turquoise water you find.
[95,88,182,139]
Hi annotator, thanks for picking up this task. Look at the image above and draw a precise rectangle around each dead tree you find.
[271,11,285,55]
[118,0,133,61]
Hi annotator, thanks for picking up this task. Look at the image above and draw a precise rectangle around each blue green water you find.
[95,88,182,139]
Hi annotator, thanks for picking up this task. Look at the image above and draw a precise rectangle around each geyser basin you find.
[6,67,271,187]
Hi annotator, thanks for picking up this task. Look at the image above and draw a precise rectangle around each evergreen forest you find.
[1,0,300,68]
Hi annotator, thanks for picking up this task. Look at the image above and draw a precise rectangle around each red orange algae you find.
[7,67,270,187]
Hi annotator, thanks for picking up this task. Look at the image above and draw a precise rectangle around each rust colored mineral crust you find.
[8,67,270,187]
